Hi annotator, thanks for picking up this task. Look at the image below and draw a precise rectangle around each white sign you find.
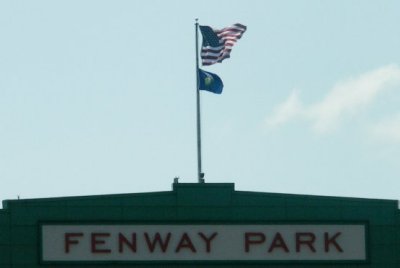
[41,224,366,262]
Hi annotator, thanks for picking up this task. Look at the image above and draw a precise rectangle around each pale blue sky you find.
[1,0,400,206]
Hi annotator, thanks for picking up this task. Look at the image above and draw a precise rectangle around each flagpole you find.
[195,19,204,183]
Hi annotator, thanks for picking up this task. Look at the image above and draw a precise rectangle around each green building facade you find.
[1,183,399,267]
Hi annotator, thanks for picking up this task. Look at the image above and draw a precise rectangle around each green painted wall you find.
[1,183,400,267]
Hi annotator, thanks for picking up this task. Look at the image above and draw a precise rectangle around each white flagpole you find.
[195,19,204,183]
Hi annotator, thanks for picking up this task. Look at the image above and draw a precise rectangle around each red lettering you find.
[118,233,137,253]
[324,232,343,252]
[175,233,197,253]
[91,233,111,253]
[144,232,171,253]
[65,233,83,253]
[198,232,218,253]
[296,232,316,253]
[268,232,289,253]
[244,232,266,253]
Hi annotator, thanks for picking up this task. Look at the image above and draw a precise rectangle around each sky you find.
[1,0,400,207]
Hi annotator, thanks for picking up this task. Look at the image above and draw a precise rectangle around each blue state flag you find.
[198,68,224,94]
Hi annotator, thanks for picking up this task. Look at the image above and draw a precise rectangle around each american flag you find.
[199,23,247,66]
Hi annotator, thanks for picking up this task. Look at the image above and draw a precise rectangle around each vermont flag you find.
[198,69,224,94]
